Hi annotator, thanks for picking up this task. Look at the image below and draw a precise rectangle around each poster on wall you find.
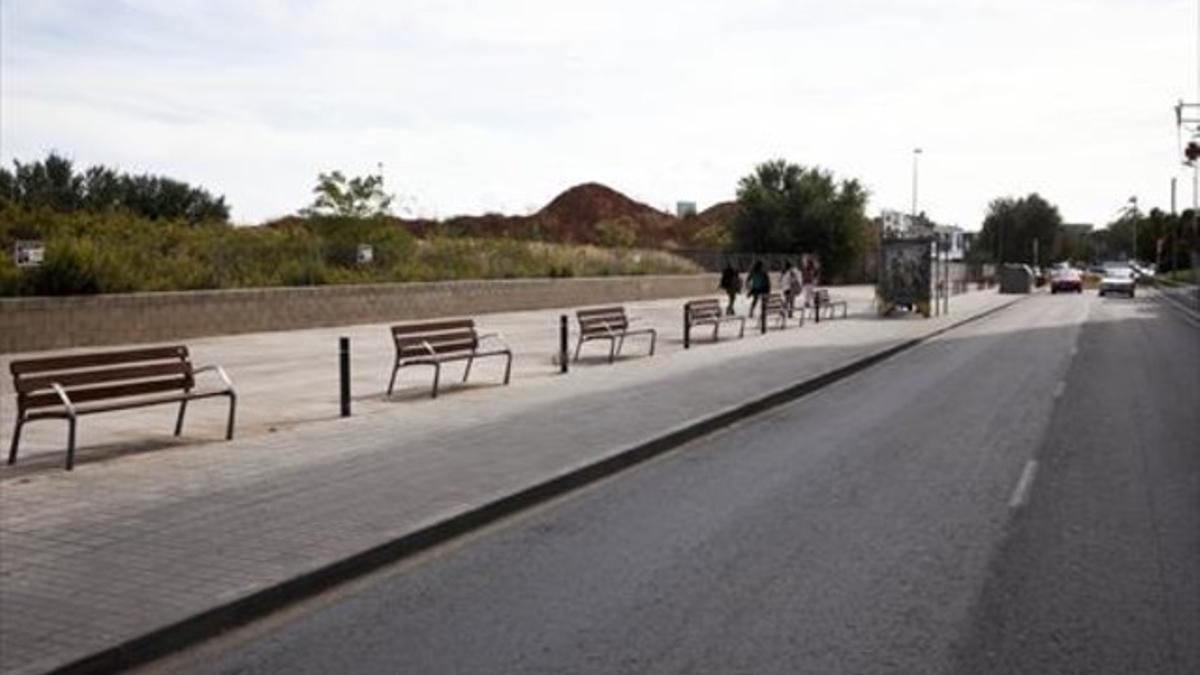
[877,238,932,317]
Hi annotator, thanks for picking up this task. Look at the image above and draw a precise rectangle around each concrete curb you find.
[50,294,1026,675]
[1148,283,1200,326]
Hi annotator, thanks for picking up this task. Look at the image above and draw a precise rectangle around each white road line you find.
[1053,381,1066,398]
[1009,460,1039,509]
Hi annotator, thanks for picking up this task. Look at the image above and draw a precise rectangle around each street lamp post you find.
[910,148,922,221]
[1129,196,1139,264]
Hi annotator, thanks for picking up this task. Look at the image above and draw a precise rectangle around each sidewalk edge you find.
[49,295,1025,675]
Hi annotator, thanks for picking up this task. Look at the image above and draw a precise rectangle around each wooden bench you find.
[574,306,657,363]
[811,288,848,320]
[758,293,791,330]
[8,346,237,471]
[683,298,745,347]
[387,318,512,399]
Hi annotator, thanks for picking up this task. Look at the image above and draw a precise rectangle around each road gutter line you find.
[1008,460,1038,509]
[1148,285,1200,327]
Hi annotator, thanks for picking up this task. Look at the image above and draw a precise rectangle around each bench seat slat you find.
[24,388,231,419]
[22,377,192,410]
[16,361,193,394]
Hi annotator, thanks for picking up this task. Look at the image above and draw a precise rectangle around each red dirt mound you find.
[272,182,734,250]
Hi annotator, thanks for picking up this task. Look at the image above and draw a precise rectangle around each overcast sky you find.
[2,0,1196,228]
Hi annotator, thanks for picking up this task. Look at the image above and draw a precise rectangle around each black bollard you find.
[339,336,351,417]
[684,308,691,349]
[760,302,767,335]
[559,315,569,374]
[814,293,821,324]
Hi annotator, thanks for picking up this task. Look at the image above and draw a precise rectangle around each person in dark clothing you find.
[745,260,770,317]
[719,264,742,315]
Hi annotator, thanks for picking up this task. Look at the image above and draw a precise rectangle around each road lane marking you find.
[1009,460,1038,509]
[1053,381,1066,399]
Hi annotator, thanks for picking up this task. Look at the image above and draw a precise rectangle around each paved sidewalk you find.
[0,287,1017,675]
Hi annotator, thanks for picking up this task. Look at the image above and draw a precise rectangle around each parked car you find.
[1049,267,1083,294]
[1098,266,1136,298]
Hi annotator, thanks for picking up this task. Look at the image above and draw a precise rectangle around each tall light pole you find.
[910,148,923,222]
[1129,195,1139,263]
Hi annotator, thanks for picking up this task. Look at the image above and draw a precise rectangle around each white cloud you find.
[1,0,1195,227]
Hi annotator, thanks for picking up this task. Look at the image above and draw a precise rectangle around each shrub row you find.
[0,203,702,296]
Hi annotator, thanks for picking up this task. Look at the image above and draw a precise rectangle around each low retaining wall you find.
[0,275,718,353]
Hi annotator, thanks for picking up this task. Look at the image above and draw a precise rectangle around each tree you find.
[731,159,870,280]
[0,152,229,222]
[978,193,1063,265]
[1100,207,1193,270]
[299,169,394,218]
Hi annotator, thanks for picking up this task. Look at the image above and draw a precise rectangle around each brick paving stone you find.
[0,288,1015,674]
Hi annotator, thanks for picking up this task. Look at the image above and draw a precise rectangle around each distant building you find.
[932,225,967,261]
[1061,223,1094,235]
[878,209,967,260]
[676,201,697,218]
[879,209,917,237]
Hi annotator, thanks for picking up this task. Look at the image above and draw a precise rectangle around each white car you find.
[1098,267,1136,298]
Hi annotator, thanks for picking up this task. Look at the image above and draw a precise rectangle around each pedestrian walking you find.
[746,260,770,317]
[719,263,742,316]
[781,261,802,318]
[801,256,818,310]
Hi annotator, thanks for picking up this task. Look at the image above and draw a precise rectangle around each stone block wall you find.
[0,275,718,354]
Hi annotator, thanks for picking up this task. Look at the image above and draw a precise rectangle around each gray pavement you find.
[0,287,1013,675]
[955,290,1200,674]
[148,291,1198,675]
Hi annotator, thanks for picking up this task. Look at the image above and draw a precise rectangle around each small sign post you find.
[13,241,45,268]
[356,244,374,266]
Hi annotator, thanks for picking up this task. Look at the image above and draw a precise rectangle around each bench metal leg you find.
[8,417,23,465]
[503,352,513,384]
[225,392,237,440]
[462,355,474,383]
[431,363,442,399]
[648,330,657,356]
[174,399,188,436]
[610,336,620,363]
[573,336,585,363]
[713,323,720,341]
[386,361,401,396]
[64,416,77,471]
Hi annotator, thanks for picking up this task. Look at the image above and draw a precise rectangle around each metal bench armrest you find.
[596,321,619,337]
[194,364,236,391]
[49,383,77,417]
[476,332,511,352]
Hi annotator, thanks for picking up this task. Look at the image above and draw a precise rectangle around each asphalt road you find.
[156,292,1199,675]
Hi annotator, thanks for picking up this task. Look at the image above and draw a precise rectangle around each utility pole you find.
[1171,177,1178,273]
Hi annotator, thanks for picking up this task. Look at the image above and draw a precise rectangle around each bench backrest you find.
[11,346,194,412]
[392,319,479,360]
[576,306,629,336]
[685,298,723,322]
